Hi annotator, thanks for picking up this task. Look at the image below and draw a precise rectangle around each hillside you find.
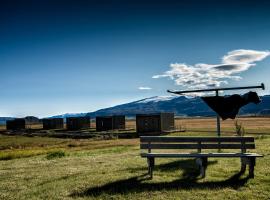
[84,95,270,118]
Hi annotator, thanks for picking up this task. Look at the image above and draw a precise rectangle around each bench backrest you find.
[140,136,255,153]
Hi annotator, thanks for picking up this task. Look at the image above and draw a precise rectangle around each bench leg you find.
[240,158,247,174]
[248,157,255,179]
[196,157,208,178]
[147,157,155,179]
[240,157,256,178]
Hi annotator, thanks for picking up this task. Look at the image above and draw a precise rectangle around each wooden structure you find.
[6,118,25,130]
[43,118,64,130]
[136,113,174,135]
[66,116,90,130]
[168,83,265,136]
[96,115,125,132]
[140,136,263,178]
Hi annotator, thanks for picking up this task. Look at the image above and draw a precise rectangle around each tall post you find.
[215,90,221,137]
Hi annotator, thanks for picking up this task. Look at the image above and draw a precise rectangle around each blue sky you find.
[1,0,270,117]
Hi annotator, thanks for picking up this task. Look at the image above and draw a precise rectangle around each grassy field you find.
[0,117,270,200]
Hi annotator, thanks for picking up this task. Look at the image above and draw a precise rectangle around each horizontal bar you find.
[141,153,263,158]
[140,136,255,143]
[167,83,265,94]
[140,143,255,149]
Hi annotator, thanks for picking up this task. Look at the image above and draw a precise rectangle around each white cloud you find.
[153,49,270,89]
[138,86,152,90]
[222,49,270,64]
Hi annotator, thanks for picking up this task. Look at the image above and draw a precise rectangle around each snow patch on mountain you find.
[49,113,86,119]
[136,95,178,104]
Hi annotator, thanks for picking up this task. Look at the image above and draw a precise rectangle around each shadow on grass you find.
[124,159,218,180]
[153,159,218,179]
[70,159,250,198]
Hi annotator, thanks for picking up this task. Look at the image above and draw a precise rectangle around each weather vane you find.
[168,83,265,136]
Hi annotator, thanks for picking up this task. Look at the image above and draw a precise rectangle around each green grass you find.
[46,150,66,160]
[0,132,270,200]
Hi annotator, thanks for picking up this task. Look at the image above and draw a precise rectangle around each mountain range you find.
[1,95,269,124]
[54,94,270,118]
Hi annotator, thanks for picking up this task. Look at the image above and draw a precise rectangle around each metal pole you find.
[215,90,221,137]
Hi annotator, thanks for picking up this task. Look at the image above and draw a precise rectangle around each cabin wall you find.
[66,117,90,130]
[136,113,175,135]
[43,118,64,129]
[6,118,26,130]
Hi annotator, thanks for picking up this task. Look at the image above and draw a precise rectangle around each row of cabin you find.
[6,113,175,134]
[6,117,92,131]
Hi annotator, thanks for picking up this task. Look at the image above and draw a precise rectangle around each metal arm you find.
[167,83,265,95]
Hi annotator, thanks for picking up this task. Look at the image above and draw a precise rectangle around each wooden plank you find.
[140,152,263,158]
[140,143,255,149]
[140,136,254,143]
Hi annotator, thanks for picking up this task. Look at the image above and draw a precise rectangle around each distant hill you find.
[46,113,86,119]
[83,95,270,118]
[85,95,212,117]
[0,117,14,125]
[0,116,40,125]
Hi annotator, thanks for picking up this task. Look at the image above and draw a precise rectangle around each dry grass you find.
[175,117,270,129]
[116,117,270,131]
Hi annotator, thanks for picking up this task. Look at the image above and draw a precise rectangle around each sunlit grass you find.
[0,117,269,200]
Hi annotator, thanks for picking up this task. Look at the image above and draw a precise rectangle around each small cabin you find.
[6,118,26,130]
[136,113,175,135]
[66,116,90,130]
[96,115,125,132]
[43,118,64,130]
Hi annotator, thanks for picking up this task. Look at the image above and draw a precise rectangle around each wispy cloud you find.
[138,86,152,90]
[153,49,270,89]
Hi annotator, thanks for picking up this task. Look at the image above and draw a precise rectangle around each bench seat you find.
[141,152,263,158]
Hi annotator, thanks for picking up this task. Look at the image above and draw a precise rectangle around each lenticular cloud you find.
[153,49,270,89]
[222,49,270,64]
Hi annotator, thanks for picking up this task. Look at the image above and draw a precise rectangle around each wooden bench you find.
[140,136,263,178]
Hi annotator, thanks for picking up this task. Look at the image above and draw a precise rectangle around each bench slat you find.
[140,143,255,149]
[140,136,254,143]
[141,152,263,158]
